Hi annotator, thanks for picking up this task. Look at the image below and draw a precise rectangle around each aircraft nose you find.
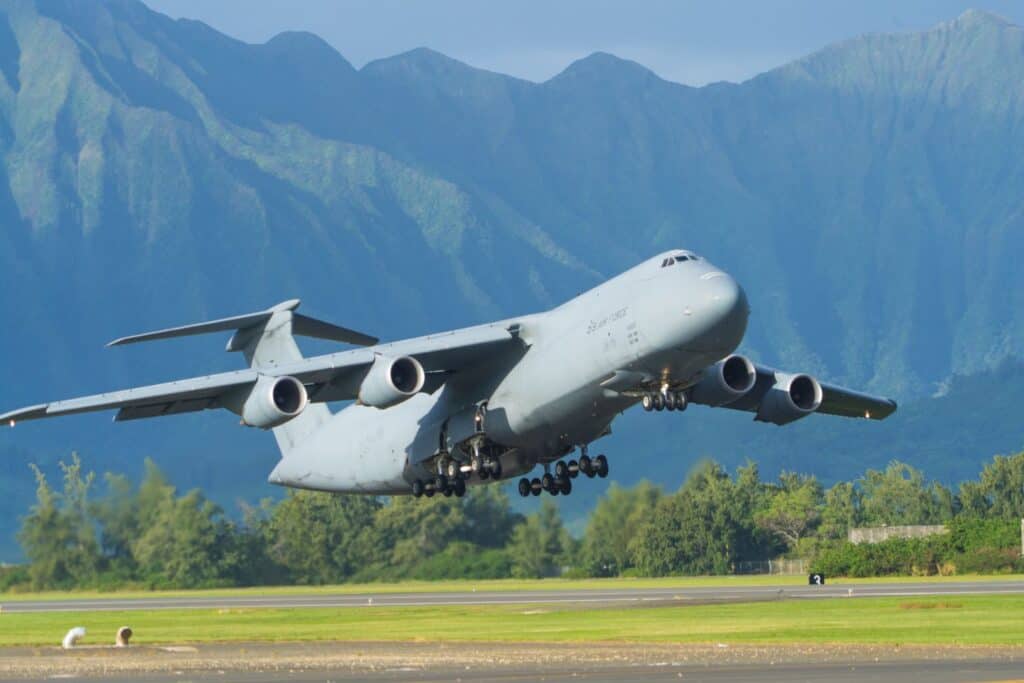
[698,271,749,350]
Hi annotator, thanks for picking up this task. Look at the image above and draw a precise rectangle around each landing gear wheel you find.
[653,394,665,411]
[555,461,569,479]
[424,486,435,498]
[453,478,466,497]
[567,460,579,479]
[665,393,676,411]
[434,474,448,492]
[518,478,531,497]
[479,469,490,481]
[541,473,555,491]
[412,480,424,498]
[674,392,688,412]
[642,394,654,412]
[530,478,543,496]
[443,485,453,497]
[579,454,594,478]
[446,460,460,479]
[595,454,609,478]
[489,459,503,480]
[559,476,572,496]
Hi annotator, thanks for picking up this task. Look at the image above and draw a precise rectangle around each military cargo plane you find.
[2,251,896,499]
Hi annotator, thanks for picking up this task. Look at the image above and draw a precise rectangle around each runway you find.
[4,579,1024,613]
[2,641,1021,682]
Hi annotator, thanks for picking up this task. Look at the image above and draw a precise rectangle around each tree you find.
[507,500,571,578]
[756,472,823,549]
[633,461,762,576]
[819,481,863,540]
[17,454,101,589]
[859,461,954,526]
[580,481,662,576]
[131,488,233,588]
[959,452,1024,519]
[265,490,379,584]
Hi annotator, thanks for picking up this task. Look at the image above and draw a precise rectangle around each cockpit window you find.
[674,255,689,263]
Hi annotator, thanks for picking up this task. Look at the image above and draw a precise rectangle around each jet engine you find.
[689,354,757,406]
[241,375,308,429]
[358,355,425,408]
[755,372,822,425]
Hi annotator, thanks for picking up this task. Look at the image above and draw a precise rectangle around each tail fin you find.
[236,301,329,456]
[108,299,378,457]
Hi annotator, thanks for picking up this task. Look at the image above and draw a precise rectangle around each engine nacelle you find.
[689,354,757,406]
[755,372,823,425]
[241,375,308,429]
[358,355,425,408]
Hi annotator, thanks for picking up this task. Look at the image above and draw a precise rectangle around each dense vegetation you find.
[5,451,1021,592]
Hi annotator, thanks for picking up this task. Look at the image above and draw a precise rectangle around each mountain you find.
[1,1,1023,557]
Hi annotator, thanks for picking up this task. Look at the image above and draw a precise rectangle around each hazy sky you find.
[143,1,1024,86]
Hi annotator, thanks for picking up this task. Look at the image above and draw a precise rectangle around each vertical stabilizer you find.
[231,301,331,456]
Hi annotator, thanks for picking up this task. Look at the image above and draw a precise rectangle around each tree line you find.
[4,450,1023,591]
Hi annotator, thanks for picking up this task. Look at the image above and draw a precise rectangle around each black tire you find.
[531,478,542,496]
[642,394,654,411]
[559,477,572,496]
[518,478,531,497]
[595,454,609,478]
[567,459,579,479]
[579,454,592,477]
[424,487,435,498]
[453,478,466,497]
[434,475,448,492]
[443,486,453,497]
[479,469,490,480]
[674,392,688,412]
[654,394,665,411]
[549,486,559,496]
[555,461,569,478]
[411,480,424,498]
[541,473,555,491]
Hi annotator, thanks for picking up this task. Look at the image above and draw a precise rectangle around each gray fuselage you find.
[268,251,748,494]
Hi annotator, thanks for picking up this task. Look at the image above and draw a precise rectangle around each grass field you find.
[4,572,1022,602]
[2,594,1023,647]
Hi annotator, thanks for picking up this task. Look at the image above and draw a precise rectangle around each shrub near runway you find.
[2,594,1024,647]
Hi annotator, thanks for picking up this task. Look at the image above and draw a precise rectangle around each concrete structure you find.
[848,525,947,544]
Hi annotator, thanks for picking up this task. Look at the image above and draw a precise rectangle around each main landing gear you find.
[412,450,501,499]
[641,390,688,412]
[517,448,608,497]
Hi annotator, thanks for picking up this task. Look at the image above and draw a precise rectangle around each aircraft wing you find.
[719,364,897,423]
[1,322,523,426]
[815,382,897,420]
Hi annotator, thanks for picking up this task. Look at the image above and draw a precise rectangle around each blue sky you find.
[144,1,1024,85]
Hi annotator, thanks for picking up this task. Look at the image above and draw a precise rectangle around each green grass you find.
[2,594,1023,647]
[4,573,1022,602]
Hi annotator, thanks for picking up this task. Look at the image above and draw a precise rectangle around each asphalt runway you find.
[4,579,1024,613]
[3,658,1023,682]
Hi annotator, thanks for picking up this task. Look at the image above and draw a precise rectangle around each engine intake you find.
[689,354,757,406]
[241,375,308,429]
[755,372,823,425]
[359,355,425,408]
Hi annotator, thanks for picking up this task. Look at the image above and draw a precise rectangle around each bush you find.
[407,543,512,581]
[0,565,30,592]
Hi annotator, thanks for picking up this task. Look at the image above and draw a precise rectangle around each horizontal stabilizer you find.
[107,300,378,349]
